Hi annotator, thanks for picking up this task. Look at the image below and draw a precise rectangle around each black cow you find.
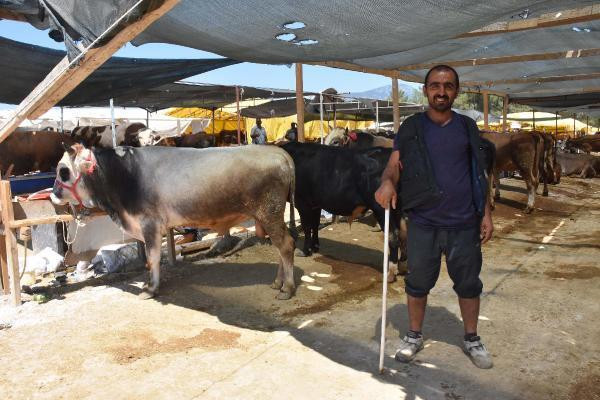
[282,142,406,281]
[51,144,297,300]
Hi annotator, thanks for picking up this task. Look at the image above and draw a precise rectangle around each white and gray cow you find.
[71,122,146,148]
[51,144,297,299]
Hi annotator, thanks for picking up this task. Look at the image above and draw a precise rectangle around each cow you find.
[281,141,406,282]
[482,131,542,213]
[565,135,600,154]
[556,152,600,178]
[174,132,216,148]
[71,122,146,148]
[0,128,74,176]
[533,131,560,195]
[324,128,393,149]
[51,144,297,300]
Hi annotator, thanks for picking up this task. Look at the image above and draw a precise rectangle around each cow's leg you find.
[371,205,400,283]
[262,219,295,300]
[140,223,162,299]
[493,171,501,201]
[310,208,321,253]
[522,170,536,214]
[540,163,549,196]
[295,202,313,257]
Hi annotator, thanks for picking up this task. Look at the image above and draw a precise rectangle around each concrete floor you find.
[0,177,599,400]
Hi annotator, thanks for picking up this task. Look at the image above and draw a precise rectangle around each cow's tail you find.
[285,153,298,240]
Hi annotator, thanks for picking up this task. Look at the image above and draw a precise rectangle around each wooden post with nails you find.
[0,180,21,305]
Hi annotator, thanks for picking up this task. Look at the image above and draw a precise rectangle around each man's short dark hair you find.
[424,65,459,88]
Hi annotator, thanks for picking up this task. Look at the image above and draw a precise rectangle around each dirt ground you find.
[1,177,599,400]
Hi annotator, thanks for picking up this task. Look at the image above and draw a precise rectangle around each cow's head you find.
[51,144,97,208]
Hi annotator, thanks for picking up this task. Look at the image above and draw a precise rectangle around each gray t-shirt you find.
[251,125,267,144]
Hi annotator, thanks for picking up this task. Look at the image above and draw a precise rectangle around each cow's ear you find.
[69,143,84,157]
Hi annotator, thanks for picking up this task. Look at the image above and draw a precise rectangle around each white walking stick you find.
[379,207,390,373]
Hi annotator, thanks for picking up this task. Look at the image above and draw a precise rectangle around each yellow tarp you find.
[477,111,597,137]
[166,106,372,140]
[244,116,372,142]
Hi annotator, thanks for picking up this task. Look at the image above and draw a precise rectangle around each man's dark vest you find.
[395,112,491,217]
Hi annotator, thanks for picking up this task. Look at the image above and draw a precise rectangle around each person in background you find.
[285,122,298,142]
[250,118,267,144]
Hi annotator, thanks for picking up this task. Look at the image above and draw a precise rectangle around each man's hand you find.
[375,180,397,210]
[480,202,493,244]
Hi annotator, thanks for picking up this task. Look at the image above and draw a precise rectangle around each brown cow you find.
[565,135,600,154]
[174,132,216,148]
[533,131,560,196]
[0,129,74,176]
[556,152,600,178]
[482,131,542,213]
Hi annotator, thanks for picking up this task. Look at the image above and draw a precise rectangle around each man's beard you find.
[429,95,453,112]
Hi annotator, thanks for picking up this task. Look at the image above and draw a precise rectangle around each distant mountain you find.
[349,82,422,101]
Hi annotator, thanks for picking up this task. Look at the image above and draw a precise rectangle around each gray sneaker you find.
[394,334,424,363]
[463,336,493,369]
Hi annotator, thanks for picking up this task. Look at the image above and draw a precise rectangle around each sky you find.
[0,19,405,109]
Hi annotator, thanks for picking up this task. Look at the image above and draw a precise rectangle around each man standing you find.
[250,118,267,144]
[375,65,494,369]
[285,122,298,142]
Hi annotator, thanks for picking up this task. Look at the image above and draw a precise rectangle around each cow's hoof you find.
[369,226,382,232]
[524,206,534,214]
[542,191,548,197]
[139,289,156,300]
[295,248,310,257]
[276,291,293,300]
[310,245,320,253]
[270,279,283,290]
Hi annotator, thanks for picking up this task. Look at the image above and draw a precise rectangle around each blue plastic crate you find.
[9,172,56,195]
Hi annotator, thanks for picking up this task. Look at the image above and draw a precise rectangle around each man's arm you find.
[480,199,493,244]
[375,150,401,209]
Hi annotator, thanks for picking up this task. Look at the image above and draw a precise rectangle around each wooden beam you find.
[0,231,8,295]
[391,78,400,133]
[456,5,600,38]
[235,86,241,145]
[483,91,489,130]
[311,61,422,83]
[0,0,182,144]
[501,86,600,96]
[295,63,305,142]
[462,88,507,97]
[464,72,600,88]
[502,95,509,132]
[0,181,20,305]
[166,228,176,266]
[398,48,600,71]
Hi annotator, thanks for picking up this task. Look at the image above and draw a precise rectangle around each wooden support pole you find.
[166,228,176,266]
[235,86,241,145]
[586,115,589,135]
[295,63,305,142]
[556,112,559,138]
[0,0,182,144]
[0,181,21,305]
[533,109,536,131]
[573,113,577,136]
[502,95,508,132]
[211,107,216,135]
[0,230,9,295]
[483,91,489,130]
[392,78,400,133]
